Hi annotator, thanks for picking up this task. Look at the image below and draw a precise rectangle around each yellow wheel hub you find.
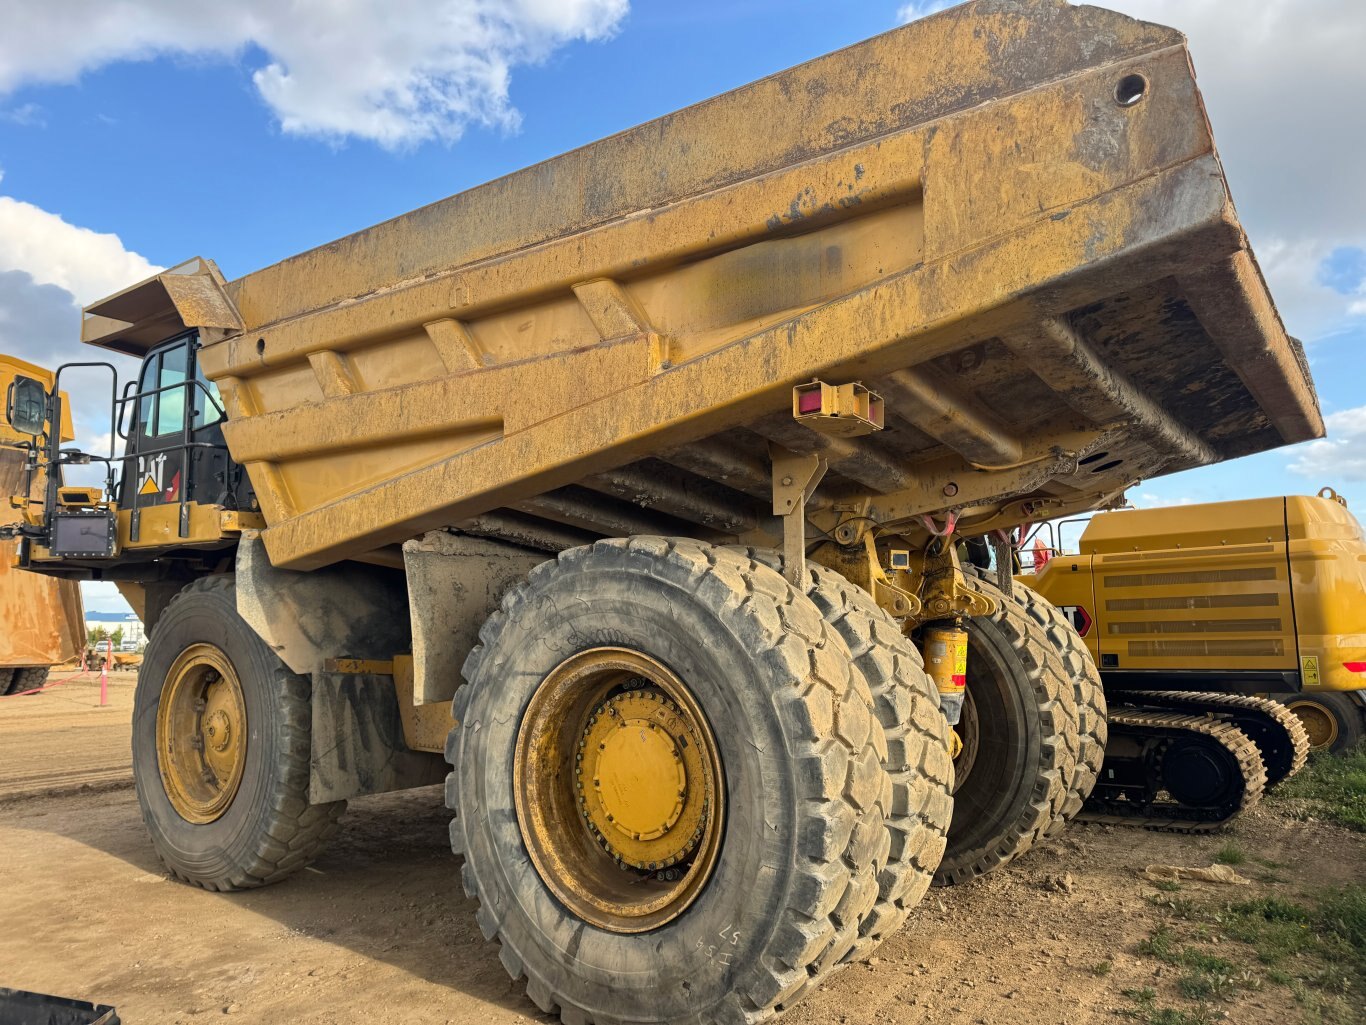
[578,690,708,869]
[155,643,248,824]
[1286,700,1338,751]
[515,648,724,933]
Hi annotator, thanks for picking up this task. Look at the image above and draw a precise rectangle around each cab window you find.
[139,341,188,438]
[137,336,222,436]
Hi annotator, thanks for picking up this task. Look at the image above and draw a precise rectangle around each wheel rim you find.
[514,647,725,933]
[156,643,248,824]
[1286,700,1338,751]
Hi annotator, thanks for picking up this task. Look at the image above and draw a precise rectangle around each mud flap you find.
[309,668,447,803]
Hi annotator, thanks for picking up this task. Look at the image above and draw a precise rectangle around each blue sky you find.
[0,0,1363,611]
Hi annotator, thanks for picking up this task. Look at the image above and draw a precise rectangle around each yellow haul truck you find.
[1028,492,1366,753]
[0,356,83,695]
[0,3,1325,1021]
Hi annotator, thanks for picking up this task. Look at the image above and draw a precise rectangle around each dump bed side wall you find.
[225,2,1183,330]
[200,6,1253,568]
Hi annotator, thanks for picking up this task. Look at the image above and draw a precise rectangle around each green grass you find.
[1135,885,1366,1025]
[1091,959,1113,977]
[1153,879,1183,893]
[1273,746,1366,832]
[1118,986,1218,1025]
[1214,842,1246,865]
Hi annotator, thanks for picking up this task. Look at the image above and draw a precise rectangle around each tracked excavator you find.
[0,4,1326,1023]
[1021,490,1366,829]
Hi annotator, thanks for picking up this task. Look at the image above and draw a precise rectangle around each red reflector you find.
[1346,662,1366,674]
[798,390,823,414]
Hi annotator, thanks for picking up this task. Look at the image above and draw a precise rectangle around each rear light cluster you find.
[1345,662,1366,674]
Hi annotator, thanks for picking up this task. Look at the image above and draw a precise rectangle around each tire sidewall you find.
[456,562,802,1020]
[133,584,298,885]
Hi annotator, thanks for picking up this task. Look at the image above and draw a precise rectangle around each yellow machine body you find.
[0,355,84,672]
[1027,494,1366,696]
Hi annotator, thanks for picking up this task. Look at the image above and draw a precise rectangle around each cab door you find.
[118,333,252,539]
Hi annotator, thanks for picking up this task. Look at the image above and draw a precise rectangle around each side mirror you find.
[6,375,49,437]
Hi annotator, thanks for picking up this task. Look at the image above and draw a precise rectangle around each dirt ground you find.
[2,677,1362,1025]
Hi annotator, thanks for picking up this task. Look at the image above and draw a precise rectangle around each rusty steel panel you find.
[84,1,1320,569]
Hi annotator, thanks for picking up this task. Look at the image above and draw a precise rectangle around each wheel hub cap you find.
[577,690,707,869]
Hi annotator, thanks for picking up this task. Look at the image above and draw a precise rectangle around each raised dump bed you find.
[82,0,1318,571]
[0,3,1326,1024]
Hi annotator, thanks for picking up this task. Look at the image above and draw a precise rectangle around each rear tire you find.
[11,666,50,696]
[736,549,953,959]
[966,570,1106,836]
[1275,692,1366,754]
[934,572,1080,886]
[448,537,890,1024]
[133,576,345,891]
[0,668,15,696]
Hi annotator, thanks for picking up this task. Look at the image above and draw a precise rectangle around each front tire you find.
[132,576,344,891]
[447,537,890,1024]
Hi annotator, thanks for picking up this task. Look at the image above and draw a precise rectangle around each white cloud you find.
[896,2,956,24]
[0,0,629,149]
[1132,493,1197,509]
[1288,406,1366,483]
[0,181,150,461]
[0,179,159,305]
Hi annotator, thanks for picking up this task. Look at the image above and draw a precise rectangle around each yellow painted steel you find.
[155,643,248,824]
[0,355,83,672]
[57,1,1319,574]
[513,648,723,933]
[1027,493,1366,695]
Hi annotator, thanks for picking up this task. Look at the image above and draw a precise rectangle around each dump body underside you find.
[83,0,1322,571]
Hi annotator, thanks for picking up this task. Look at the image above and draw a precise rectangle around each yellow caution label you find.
[1301,655,1320,687]
[138,476,159,497]
[954,642,968,679]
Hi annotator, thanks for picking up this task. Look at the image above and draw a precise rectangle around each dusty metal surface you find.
[74,1,1320,572]
[0,357,83,670]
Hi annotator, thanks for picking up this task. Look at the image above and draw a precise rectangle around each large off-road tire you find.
[133,576,344,891]
[934,571,1081,886]
[965,569,1107,836]
[1274,692,1366,754]
[10,666,50,696]
[737,549,953,960]
[0,668,16,696]
[447,537,890,1025]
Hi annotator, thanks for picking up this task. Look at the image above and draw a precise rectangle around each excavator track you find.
[1080,710,1267,832]
[1113,691,1309,788]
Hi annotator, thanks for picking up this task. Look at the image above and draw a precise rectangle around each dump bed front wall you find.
[190,1,1321,570]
